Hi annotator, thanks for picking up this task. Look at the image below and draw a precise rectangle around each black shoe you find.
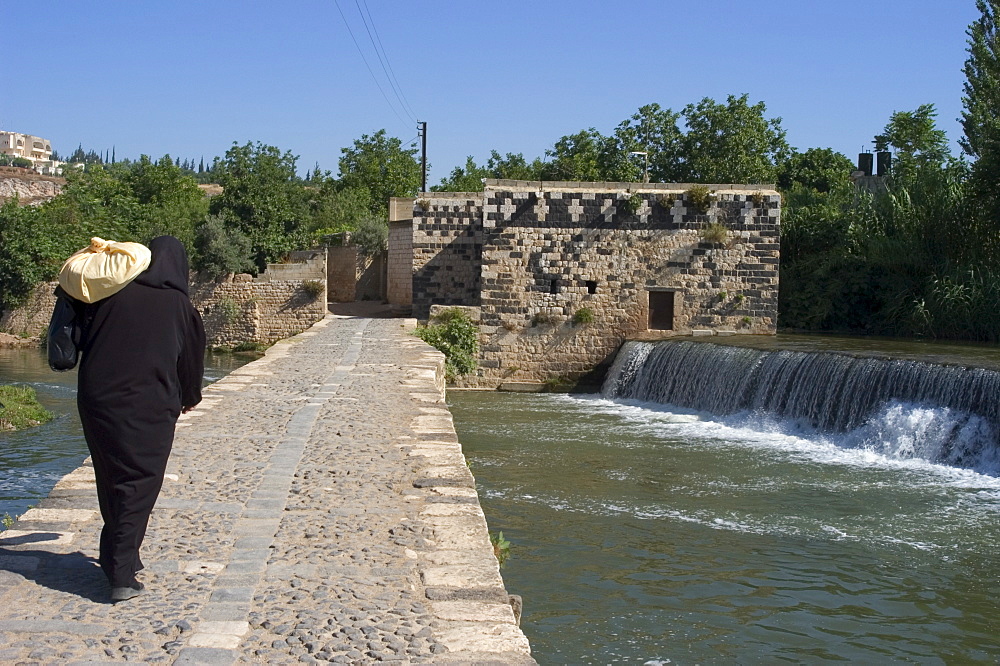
[110,581,145,602]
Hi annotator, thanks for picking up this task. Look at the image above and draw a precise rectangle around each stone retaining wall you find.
[1,251,328,349]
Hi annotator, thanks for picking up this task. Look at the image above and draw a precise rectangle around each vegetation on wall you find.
[415,308,479,381]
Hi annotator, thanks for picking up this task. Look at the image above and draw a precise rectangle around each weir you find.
[604,339,1000,473]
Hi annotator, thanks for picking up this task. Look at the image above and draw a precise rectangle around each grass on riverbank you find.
[0,384,53,431]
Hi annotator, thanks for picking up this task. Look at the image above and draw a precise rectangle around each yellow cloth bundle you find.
[58,237,152,303]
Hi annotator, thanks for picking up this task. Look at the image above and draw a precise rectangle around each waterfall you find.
[603,340,1000,472]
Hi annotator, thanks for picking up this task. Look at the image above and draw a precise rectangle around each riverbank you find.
[0,384,52,432]
[0,314,534,663]
[0,333,39,348]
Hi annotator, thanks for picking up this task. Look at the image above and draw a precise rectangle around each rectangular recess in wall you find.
[648,290,676,330]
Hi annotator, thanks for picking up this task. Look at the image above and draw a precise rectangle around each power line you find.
[333,0,409,129]
[357,0,419,122]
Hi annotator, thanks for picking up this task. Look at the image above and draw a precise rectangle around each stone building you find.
[389,180,780,388]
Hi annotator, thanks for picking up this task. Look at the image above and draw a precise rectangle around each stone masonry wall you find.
[0,281,59,338]
[2,252,328,349]
[387,219,413,311]
[406,180,780,388]
[410,192,483,320]
[191,251,327,348]
[327,246,359,303]
[471,182,779,386]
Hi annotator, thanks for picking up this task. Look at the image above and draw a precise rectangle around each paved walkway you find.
[0,315,535,664]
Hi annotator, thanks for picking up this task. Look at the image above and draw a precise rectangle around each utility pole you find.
[418,121,427,193]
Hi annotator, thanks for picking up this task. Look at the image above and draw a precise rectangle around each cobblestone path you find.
[0,315,534,664]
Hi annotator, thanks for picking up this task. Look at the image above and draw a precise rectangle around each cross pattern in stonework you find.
[500,198,517,222]
[534,196,549,221]
[569,199,584,223]
[601,198,616,221]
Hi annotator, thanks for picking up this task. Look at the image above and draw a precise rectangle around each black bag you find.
[47,287,82,371]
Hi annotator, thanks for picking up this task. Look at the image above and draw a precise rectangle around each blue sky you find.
[2,1,981,185]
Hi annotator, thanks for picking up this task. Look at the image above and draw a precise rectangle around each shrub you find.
[353,215,388,256]
[686,185,713,213]
[415,308,479,381]
[490,531,511,568]
[217,296,240,324]
[233,341,267,353]
[193,213,255,277]
[701,221,729,244]
[619,193,643,215]
[573,307,595,324]
[301,279,325,299]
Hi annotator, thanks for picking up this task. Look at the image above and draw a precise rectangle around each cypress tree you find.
[962,2,1000,200]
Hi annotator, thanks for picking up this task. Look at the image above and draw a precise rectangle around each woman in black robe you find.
[76,236,205,601]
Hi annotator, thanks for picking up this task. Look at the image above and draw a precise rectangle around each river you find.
[0,346,249,520]
[449,335,1000,665]
[4,338,999,663]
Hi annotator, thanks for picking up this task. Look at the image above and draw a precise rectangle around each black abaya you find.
[76,236,205,587]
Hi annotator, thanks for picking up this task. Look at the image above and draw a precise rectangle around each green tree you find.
[433,156,490,192]
[486,151,545,180]
[961,0,1000,162]
[305,182,373,241]
[351,215,389,256]
[543,129,617,181]
[612,103,684,182]
[874,104,950,172]
[679,94,790,183]
[961,0,1000,237]
[777,148,854,193]
[193,213,255,277]
[432,151,545,192]
[0,201,61,309]
[117,155,208,248]
[338,130,421,216]
[209,142,309,271]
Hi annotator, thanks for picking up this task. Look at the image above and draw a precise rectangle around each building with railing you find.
[0,130,63,174]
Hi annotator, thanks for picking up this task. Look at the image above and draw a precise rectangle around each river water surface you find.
[449,337,1000,664]
[0,347,248,520]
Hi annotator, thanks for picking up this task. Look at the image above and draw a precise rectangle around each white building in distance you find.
[0,130,63,175]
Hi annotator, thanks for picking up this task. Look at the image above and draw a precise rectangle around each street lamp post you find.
[629,151,649,183]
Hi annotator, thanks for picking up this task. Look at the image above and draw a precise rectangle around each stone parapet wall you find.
[192,251,327,348]
[0,281,59,338]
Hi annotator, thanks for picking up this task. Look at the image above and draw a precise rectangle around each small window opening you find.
[550,279,560,294]
[586,280,597,294]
